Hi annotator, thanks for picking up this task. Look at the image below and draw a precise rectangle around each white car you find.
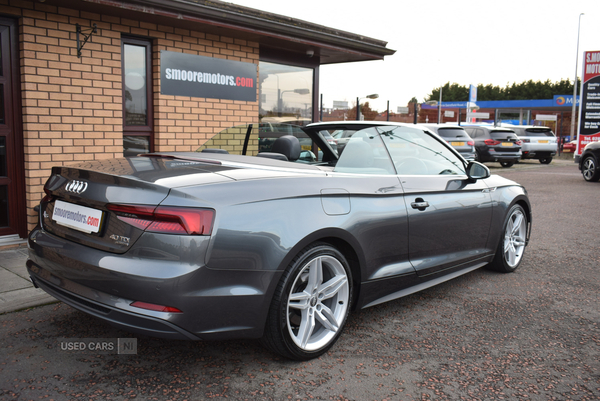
[506,125,558,164]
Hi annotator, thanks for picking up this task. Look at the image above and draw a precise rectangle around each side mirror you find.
[466,161,490,182]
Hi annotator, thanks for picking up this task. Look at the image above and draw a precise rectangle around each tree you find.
[347,101,378,120]
[424,79,581,102]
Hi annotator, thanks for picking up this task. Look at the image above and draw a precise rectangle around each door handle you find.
[410,198,429,211]
[411,198,429,211]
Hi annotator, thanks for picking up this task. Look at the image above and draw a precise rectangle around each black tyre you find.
[499,161,514,168]
[539,157,552,164]
[261,243,352,360]
[582,156,600,182]
[487,204,528,273]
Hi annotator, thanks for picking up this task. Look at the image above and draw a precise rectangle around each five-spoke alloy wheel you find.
[488,204,528,273]
[261,243,352,360]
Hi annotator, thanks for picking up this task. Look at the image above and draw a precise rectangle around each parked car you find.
[463,126,522,167]
[421,124,476,161]
[28,121,531,360]
[505,125,558,164]
[579,141,600,182]
[331,129,356,155]
[563,140,577,153]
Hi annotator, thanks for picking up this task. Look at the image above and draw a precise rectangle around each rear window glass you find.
[524,129,555,137]
[437,128,469,138]
[490,130,518,140]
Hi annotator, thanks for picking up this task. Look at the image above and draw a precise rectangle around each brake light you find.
[467,141,474,146]
[516,140,523,145]
[107,204,215,235]
[484,139,501,145]
[130,301,182,313]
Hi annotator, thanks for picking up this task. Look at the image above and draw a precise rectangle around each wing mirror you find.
[466,161,490,182]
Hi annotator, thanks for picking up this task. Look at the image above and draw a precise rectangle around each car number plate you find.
[451,141,465,146]
[53,200,103,233]
[538,140,549,143]
[502,142,513,147]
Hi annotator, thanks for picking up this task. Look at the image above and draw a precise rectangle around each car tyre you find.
[261,243,352,360]
[499,161,514,168]
[539,157,552,164]
[487,204,528,273]
[582,156,600,182]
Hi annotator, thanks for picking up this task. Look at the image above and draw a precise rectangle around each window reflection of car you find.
[29,120,531,362]
[331,129,357,155]
[421,124,476,161]
[123,136,150,157]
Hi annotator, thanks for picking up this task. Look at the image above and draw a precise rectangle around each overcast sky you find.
[226,0,599,112]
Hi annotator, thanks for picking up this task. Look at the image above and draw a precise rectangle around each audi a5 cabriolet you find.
[27,121,531,360]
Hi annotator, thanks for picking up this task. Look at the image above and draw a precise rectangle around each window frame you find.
[121,36,154,154]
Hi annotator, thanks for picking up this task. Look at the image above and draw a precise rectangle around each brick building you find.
[0,0,394,244]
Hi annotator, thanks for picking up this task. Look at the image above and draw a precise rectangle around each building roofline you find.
[82,0,395,63]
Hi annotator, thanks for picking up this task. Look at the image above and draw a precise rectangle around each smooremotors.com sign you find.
[160,51,257,102]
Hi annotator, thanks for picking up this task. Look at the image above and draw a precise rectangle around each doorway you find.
[0,17,26,238]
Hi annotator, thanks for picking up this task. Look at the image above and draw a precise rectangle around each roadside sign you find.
[467,112,489,119]
[536,114,558,121]
[576,50,600,156]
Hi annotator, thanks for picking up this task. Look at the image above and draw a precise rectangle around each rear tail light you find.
[516,140,523,145]
[522,139,530,143]
[484,139,501,146]
[107,204,215,235]
[467,141,474,146]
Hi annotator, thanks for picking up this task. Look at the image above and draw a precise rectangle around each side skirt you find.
[362,262,488,309]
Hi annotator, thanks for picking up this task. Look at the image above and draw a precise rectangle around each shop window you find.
[122,37,153,156]
[259,61,313,126]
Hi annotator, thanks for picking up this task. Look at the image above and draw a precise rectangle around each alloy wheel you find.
[503,208,527,268]
[286,255,350,351]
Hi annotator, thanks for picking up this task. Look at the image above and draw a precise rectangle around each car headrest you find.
[270,135,301,162]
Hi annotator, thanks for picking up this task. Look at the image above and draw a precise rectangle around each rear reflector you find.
[130,301,182,313]
[107,204,215,235]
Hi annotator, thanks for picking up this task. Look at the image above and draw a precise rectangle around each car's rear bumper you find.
[521,150,557,159]
[27,227,279,341]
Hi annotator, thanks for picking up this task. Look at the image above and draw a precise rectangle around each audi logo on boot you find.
[65,180,88,194]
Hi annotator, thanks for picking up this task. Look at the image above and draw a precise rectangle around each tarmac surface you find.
[1,155,599,400]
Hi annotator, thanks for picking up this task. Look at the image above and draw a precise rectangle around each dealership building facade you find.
[0,0,394,243]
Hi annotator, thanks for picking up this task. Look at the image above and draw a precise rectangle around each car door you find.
[377,125,494,277]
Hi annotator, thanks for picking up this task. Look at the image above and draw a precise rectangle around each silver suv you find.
[506,125,557,164]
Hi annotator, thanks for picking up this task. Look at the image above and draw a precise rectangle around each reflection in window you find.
[0,136,6,177]
[0,185,8,228]
[124,44,147,126]
[123,135,150,157]
[259,61,313,126]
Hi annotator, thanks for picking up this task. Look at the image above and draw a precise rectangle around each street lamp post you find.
[278,88,310,117]
[356,94,379,120]
[570,13,584,141]
[437,86,443,123]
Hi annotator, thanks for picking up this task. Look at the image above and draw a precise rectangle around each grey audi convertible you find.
[27,121,531,360]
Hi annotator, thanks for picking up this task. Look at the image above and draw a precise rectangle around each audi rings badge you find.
[65,180,88,195]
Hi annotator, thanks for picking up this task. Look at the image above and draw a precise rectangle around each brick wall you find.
[0,1,259,232]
